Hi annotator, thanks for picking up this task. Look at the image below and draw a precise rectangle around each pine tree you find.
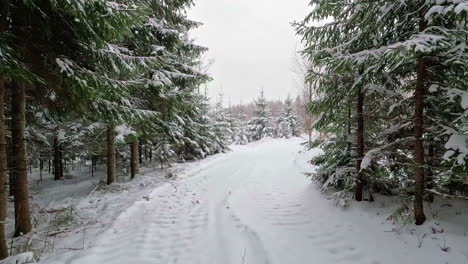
[248,90,274,141]
[278,96,300,138]
[233,108,250,145]
[297,0,468,223]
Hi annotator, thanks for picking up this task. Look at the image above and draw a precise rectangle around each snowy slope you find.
[37,138,468,264]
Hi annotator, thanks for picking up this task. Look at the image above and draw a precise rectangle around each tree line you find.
[296,1,468,225]
[219,90,303,145]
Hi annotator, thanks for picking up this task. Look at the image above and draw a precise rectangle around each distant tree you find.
[277,96,301,138]
[248,90,275,141]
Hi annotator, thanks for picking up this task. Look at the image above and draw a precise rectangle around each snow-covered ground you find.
[4,138,468,264]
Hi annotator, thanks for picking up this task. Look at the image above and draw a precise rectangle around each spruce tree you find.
[248,90,274,141]
[278,96,300,138]
[297,0,468,223]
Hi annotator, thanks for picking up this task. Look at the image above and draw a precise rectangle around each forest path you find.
[41,138,465,264]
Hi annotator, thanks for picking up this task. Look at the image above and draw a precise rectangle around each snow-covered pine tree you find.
[212,93,234,145]
[248,90,274,141]
[297,0,468,224]
[277,96,300,138]
[233,108,250,145]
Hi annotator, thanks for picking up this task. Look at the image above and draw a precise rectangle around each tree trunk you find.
[0,77,8,258]
[106,126,115,185]
[0,11,10,256]
[138,144,143,164]
[53,135,61,180]
[91,156,94,177]
[149,148,153,163]
[39,159,43,181]
[426,143,435,202]
[355,89,364,202]
[59,148,64,179]
[414,11,427,226]
[130,139,139,179]
[11,82,32,236]
[6,139,13,197]
[347,102,352,152]
[144,146,148,162]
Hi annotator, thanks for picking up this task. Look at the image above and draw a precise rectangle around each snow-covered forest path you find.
[41,138,467,264]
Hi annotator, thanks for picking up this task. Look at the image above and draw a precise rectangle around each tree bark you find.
[53,135,61,180]
[130,139,139,179]
[106,126,115,185]
[347,102,352,152]
[355,89,364,202]
[59,147,63,179]
[0,77,8,258]
[6,139,13,197]
[145,145,148,161]
[413,11,427,226]
[39,159,43,181]
[11,82,32,236]
[426,143,435,202]
[91,156,95,177]
[138,144,143,164]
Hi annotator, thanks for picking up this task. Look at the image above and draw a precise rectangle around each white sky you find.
[188,0,311,105]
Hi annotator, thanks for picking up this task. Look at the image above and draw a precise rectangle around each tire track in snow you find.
[227,139,381,264]
[45,148,271,264]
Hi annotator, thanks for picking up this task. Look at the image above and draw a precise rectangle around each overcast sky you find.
[188,0,310,105]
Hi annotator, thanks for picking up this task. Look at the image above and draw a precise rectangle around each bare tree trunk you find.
[0,77,8,258]
[413,11,427,226]
[6,139,13,197]
[53,135,61,180]
[91,156,95,177]
[39,159,43,181]
[59,147,64,178]
[414,56,427,225]
[138,144,143,165]
[426,143,435,202]
[347,103,352,151]
[106,126,115,185]
[130,139,139,179]
[11,82,32,236]
[355,89,364,202]
[144,146,148,162]
[0,2,9,256]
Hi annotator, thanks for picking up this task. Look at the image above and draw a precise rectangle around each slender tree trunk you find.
[0,77,8,258]
[6,139,13,197]
[11,82,32,236]
[144,146,147,162]
[0,5,9,256]
[130,139,139,179]
[138,144,143,164]
[59,148,64,178]
[355,89,364,202]
[53,135,61,180]
[91,156,94,178]
[149,148,153,163]
[107,126,115,185]
[39,159,43,181]
[48,158,50,174]
[347,103,352,151]
[414,11,427,226]
[426,143,435,202]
